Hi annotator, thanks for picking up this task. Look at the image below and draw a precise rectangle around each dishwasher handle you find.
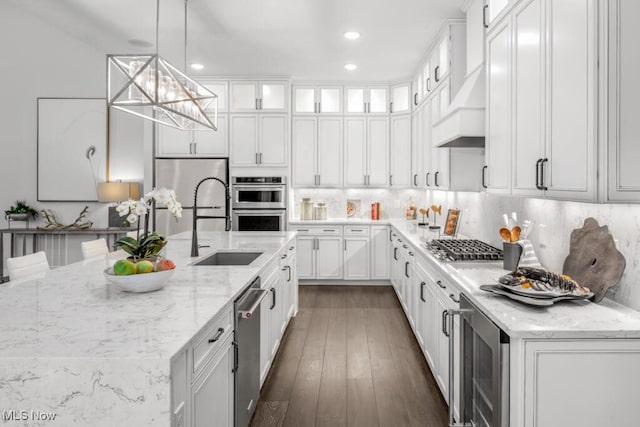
[237,288,269,319]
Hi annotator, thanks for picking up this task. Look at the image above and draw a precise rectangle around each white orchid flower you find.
[126,213,138,224]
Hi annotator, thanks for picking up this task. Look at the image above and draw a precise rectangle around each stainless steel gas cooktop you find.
[426,239,504,262]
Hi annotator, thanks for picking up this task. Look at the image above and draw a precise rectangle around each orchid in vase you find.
[114,188,182,260]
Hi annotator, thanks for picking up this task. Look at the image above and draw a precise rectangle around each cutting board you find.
[562,218,626,303]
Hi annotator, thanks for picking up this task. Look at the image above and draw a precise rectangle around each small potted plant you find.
[5,200,39,222]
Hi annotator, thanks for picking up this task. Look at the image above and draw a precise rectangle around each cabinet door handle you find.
[437,280,446,289]
[344,239,347,251]
[282,265,291,281]
[482,165,488,189]
[405,261,410,278]
[232,340,239,373]
[317,174,321,186]
[414,93,418,106]
[393,247,398,261]
[256,153,259,165]
[208,327,225,343]
[318,101,322,113]
[442,310,449,337]
[259,152,263,164]
[535,158,543,190]
[390,101,394,114]
[420,282,426,302]
[259,98,263,110]
[449,293,460,304]
[413,174,418,186]
[255,98,259,110]
[426,77,431,92]
[389,175,393,186]
[315,237,318,250]
[435,66,440,83]
[367,102,371,114]
[426,172,430,187]
[434,171,440,187]
[483,4,489,28]
[540,158,548,191]
[270,287,276,310]
[389,229,393,241]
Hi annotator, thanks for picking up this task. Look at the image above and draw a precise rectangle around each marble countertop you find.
[388,219,640,339]
[0,231,297,360]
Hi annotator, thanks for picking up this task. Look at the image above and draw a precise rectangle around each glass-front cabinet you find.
[292,86,342,114]
[345,86,388,115]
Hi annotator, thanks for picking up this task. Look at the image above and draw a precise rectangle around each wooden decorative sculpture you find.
[562,217,625,303]
[38,206,93,231]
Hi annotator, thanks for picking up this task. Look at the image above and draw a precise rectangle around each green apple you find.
[135,260,155,274]
[113,259,136,276]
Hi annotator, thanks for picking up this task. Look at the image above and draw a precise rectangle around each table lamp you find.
[98,182,141,228]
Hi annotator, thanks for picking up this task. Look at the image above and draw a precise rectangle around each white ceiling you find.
[12,0,464,81]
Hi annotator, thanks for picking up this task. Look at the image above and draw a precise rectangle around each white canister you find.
[314,202,328,221]
[300,198,313,220]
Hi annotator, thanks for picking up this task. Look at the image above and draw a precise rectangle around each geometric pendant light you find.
[107,54,217,130]
[106,0,217,130]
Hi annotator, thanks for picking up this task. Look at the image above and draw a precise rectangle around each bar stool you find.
[81,238,109,260]
[6,251,50,282]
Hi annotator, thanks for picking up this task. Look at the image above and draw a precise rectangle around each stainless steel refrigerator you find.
[154,157,229,236]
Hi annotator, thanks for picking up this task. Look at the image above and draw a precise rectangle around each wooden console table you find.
[0,228,129,282]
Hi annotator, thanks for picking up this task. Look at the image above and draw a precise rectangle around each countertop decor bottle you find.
[314,202,328,221]
[300,198,313,220]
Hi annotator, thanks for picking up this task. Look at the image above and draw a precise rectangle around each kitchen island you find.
[0,231,297,427]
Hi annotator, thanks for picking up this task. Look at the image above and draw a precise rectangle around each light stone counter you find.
[0,231,296,426]
[289,218,391,225]
[389,219,640,339]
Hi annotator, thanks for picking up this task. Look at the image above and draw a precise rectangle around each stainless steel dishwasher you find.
[234,276,268,427]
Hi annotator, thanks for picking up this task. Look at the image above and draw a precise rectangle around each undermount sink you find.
[193,251,263,266]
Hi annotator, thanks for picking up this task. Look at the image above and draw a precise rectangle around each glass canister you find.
[405,197,417,220]
[300,198,313,220]
[314,201,328,220]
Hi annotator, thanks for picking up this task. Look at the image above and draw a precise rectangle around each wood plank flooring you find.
[250,285,448,427]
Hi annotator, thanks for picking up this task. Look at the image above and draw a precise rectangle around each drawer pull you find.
[437,280,446,289]
[420,282,426,302]
[449,293,460,304]
[289,246,295,251]
[323,229,335,232]
[281,254,287,259]
[208,327,225,343]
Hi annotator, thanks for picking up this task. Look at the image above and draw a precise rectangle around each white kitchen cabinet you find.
[292,117,342,187]
[230,114,287,167]
[344,117,389,187]
[412,72,423,107]
[157,118,228,157]
[607,0,640,202]
[266,269,283,359]
[543,0,597,201]
[293,85,342,114]
[344,86,389,115]
[485,14,512,193]
[507,0,597,201]
[370,226,390,280]
[486,0,511,29]
[292,227,342,280]
[343,228,370,280]
[390,115,412,187]
[410,105,422,188]
[423,61,432,96]
[283,245,298,318]
[191,333,234,427]
[316,236,343,279]
[230,81,287,112]
[201,81,228,112]
[390,83,411,114]
[521,340,640,427]
[465,0,486,74]
[417,264,437,369]
[428,21,466,94]
[259,288,271,385]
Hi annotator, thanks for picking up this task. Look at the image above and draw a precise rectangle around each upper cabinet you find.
[293,86,342,115]
[606,0,640,202]
[345,86,389,115]
[485,0,511,30]
[230,81,288,112]
[466,0,486,73]
[230,114,288,167]
[157,119,228,157]
[391,83,411,115]
[200,81,228,113]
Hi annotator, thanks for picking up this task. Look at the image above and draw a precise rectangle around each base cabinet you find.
[191,333,234,427]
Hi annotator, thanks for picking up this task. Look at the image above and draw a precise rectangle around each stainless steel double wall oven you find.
[231,177,287,231]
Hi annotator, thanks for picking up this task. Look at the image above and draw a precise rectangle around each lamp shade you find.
[97,182,130,202]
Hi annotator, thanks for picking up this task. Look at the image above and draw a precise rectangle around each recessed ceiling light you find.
[190,63,204,70]
[344,63,357,71]
[344,31,361,40]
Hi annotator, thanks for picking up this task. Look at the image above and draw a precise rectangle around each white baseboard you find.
[299,280,391,286]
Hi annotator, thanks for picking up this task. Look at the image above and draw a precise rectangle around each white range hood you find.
[432,65,485,147]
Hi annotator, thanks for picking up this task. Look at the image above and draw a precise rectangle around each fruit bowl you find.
[103,267,175,293]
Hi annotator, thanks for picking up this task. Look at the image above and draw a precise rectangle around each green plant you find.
[5,200,39,218]
[114,232,168,260]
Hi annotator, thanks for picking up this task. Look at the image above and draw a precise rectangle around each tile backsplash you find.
[290,188,640,312]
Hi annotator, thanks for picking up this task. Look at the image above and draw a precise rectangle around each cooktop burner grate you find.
[428,239,504,261]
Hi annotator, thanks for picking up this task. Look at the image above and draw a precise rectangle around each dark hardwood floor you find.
[250,285,448,427]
